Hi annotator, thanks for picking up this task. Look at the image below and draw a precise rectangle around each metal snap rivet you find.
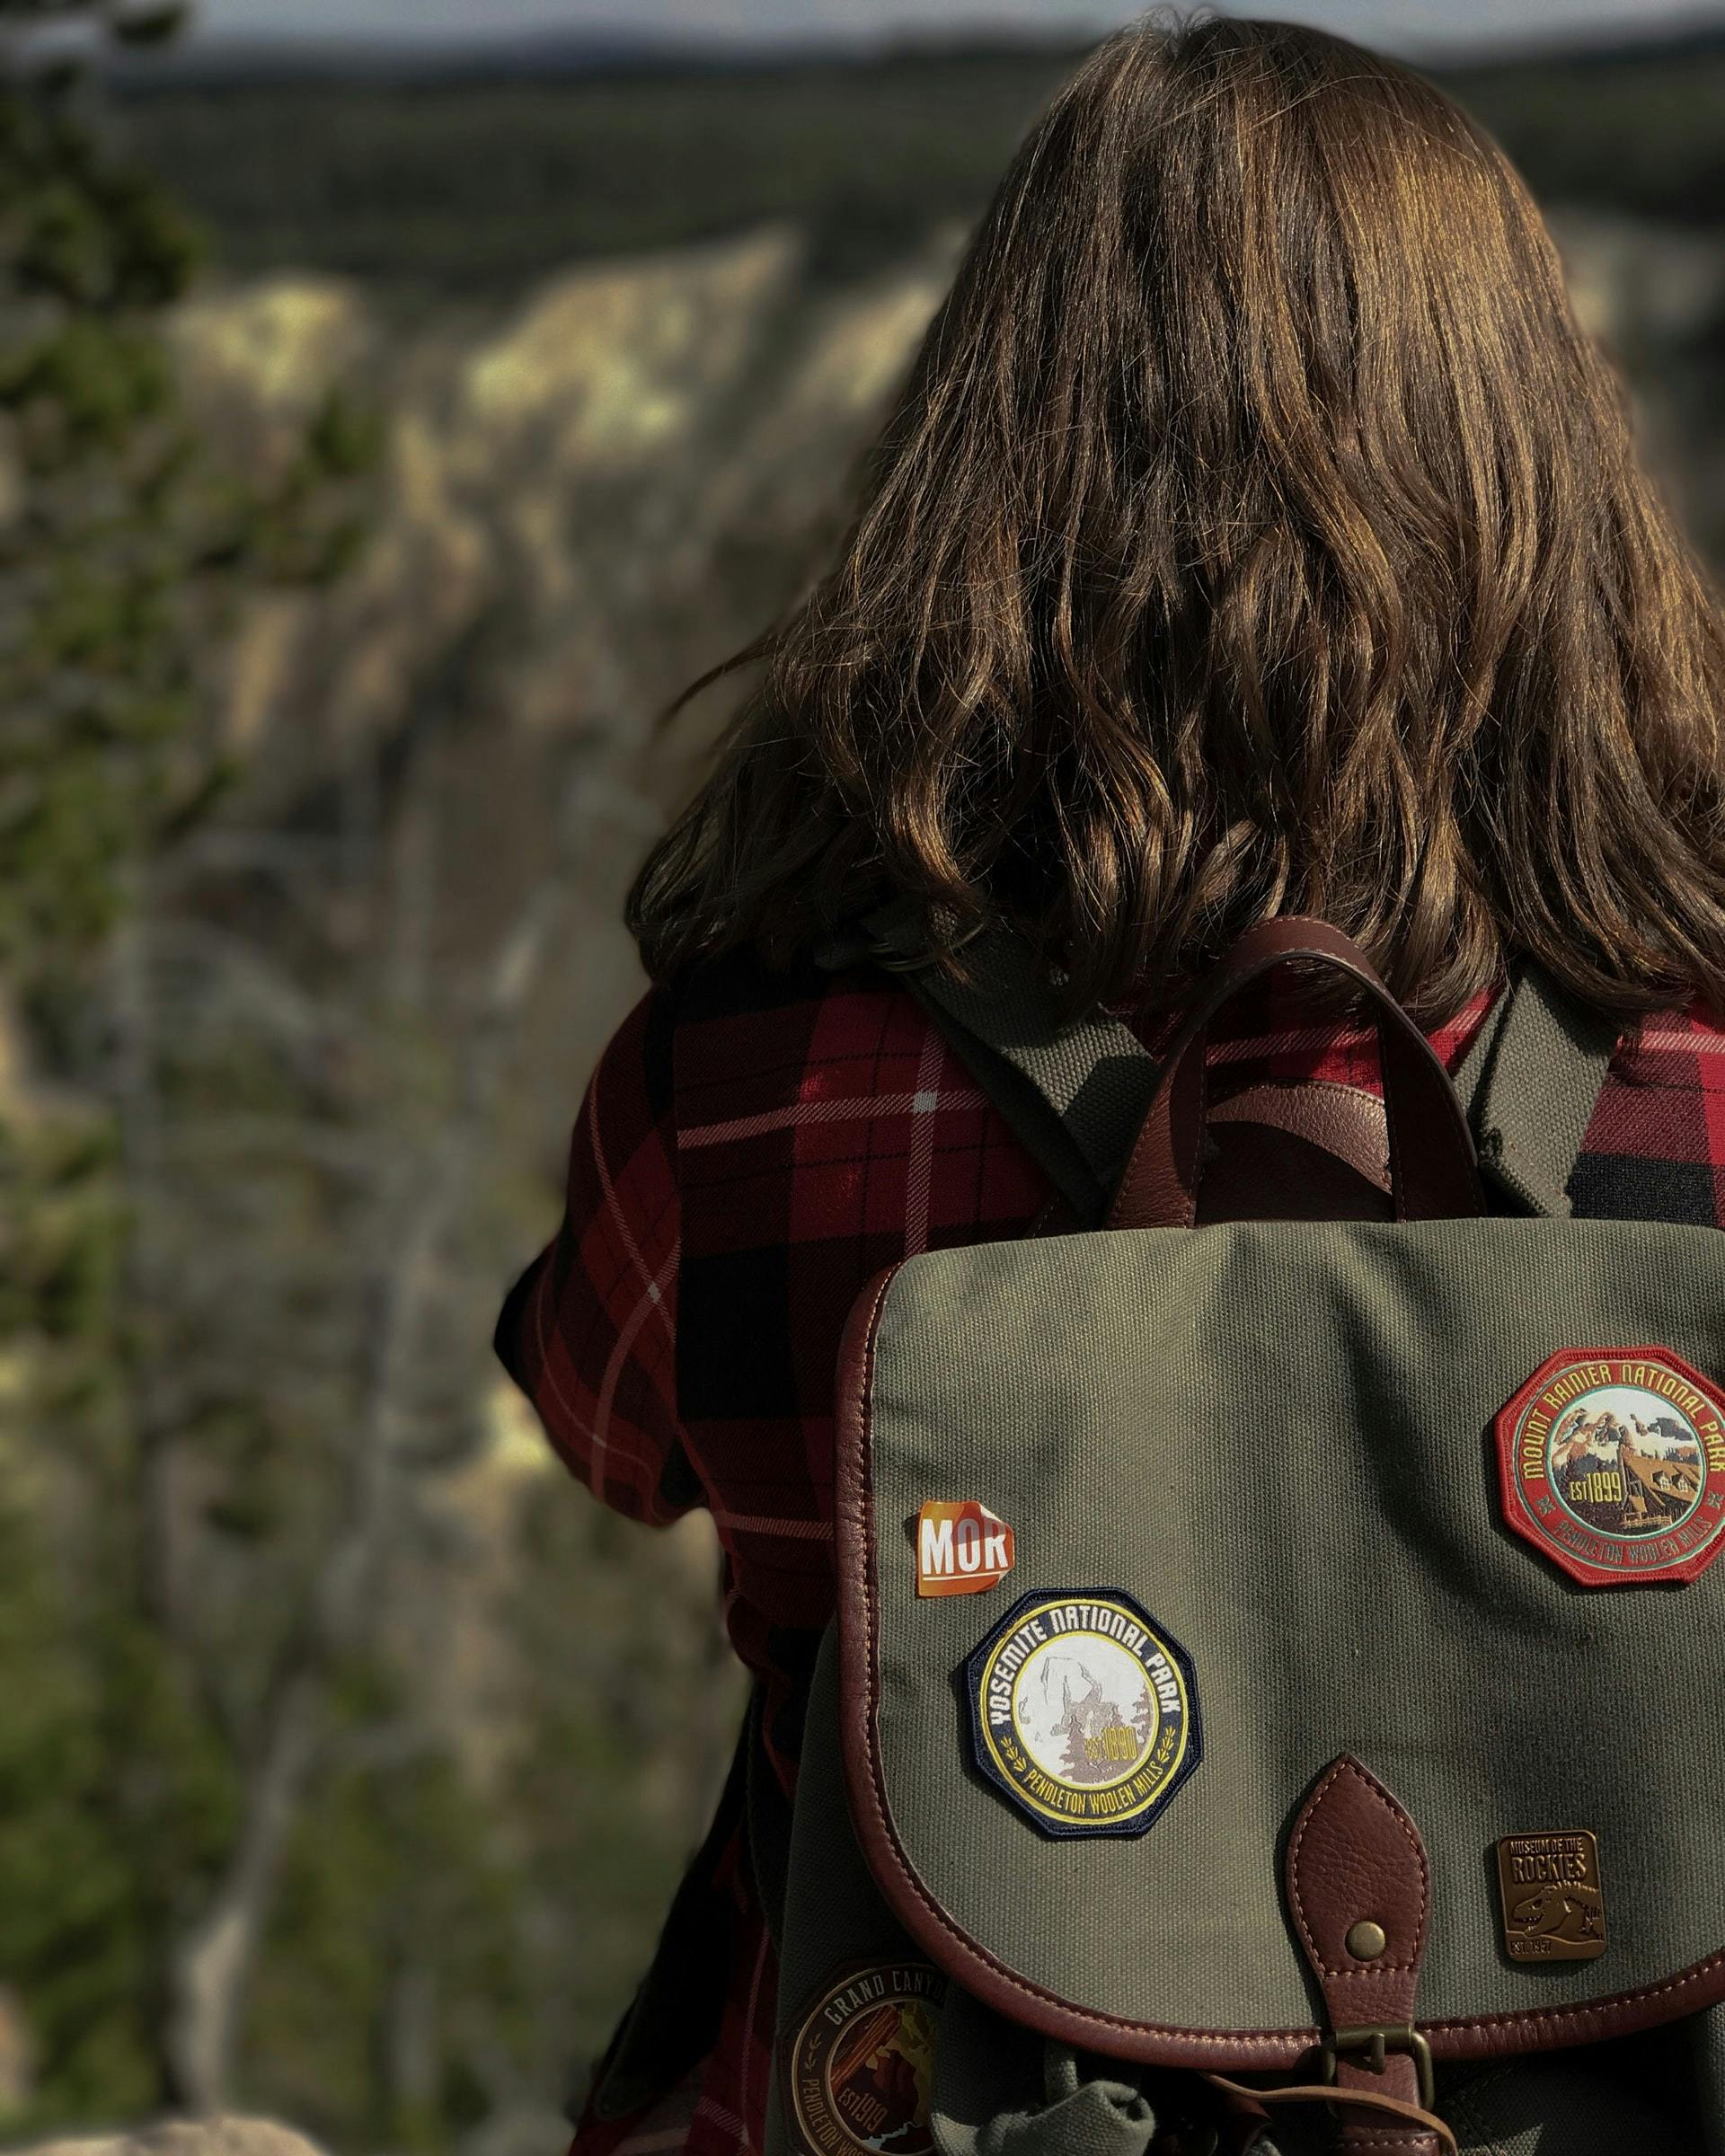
[1346,1919,1388,1960]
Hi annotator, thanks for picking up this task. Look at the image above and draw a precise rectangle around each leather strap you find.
[1285,1756,1440,2156]
[823,909,1481,1230]
[1202,2077,1457,2155]
[1199,1082,1393,1225]
[1208,1083,1390,1194]
[1109,920,1482,1231]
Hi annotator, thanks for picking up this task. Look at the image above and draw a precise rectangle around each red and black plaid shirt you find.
[495,948,1725,2156]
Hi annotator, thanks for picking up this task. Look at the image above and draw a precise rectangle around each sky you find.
[184,0,1725,59]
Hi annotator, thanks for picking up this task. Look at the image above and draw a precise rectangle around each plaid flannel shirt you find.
[494,949,1725,2156]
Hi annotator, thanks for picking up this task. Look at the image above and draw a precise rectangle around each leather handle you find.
[1108,918,1482,1230]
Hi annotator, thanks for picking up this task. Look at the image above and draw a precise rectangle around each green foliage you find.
[108,7,190,50]
[0,31,208,1021]
[238,387,384,583]
[0,1107,119,1345]
[0,69,200,309]
[245,1723,533,2152]
[0,4,379,2131]
[0,23,381,1022]
[0,1112,239,2135]
[111,51,1079,292]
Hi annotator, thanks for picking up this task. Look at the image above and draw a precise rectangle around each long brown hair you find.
[629,12,1725,1021]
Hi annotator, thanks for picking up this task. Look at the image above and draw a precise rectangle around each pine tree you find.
[0,6,374,2125]
[1132,1683,1155,1755]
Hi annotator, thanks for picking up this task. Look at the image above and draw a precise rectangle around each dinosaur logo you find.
[1495,1832,1608,1963]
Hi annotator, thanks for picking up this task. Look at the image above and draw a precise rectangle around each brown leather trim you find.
[830,1269,1725,2067]
[1028,1193,1081,1237]
[832,1269,1314,2069]
[1208,1082,1390,1195]
[1108,918,1482,1231]
[1287,1756,1429,2026]
[1422,1954,1725,2055]
[1199,1082,1394,1224]
[1285,1757,1437,2152]
[1205,2078,1455,2156]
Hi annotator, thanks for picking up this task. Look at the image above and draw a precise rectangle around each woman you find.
[496,15,1725,2156]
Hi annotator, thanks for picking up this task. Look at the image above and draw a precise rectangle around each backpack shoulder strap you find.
[812,902,1158,1226]
[814,919,1621,1226]
[1452,965,1622,1217]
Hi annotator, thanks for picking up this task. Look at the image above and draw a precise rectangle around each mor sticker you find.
[1495,1348,1725,1587]
[966,1589,1199,1838]
[783,1960,944,2156]
[915,1499,1013,1597]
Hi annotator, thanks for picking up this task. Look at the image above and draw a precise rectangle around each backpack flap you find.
[833,1215,1725,2078]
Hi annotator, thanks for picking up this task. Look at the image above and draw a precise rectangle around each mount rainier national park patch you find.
[1495,1348,1725,1587]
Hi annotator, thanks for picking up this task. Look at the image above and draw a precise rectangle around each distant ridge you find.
[1442,16,1725,73]
[102,26,1091,93]
[90,4,1725,294]
[97,15,1725,94]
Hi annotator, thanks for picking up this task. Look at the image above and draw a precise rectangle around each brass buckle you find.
[1320,2024,1436,2112]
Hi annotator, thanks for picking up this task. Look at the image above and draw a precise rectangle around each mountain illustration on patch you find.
[1031,1654,1154,1786]
[1550,1401,1703,1537]
[826,1998,937,2155]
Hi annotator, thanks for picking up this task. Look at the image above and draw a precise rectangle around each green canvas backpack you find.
[762,916,1725,2156]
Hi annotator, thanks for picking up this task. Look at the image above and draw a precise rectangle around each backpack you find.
[756,915,1725,2156]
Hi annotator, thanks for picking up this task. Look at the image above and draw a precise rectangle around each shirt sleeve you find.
[493,982,699,1527]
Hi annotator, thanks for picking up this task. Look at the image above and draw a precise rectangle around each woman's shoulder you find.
[579,947,950,1203]
[579,942,898,1126]
[662,944,933,1120]
[1559,995,1725,1228]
